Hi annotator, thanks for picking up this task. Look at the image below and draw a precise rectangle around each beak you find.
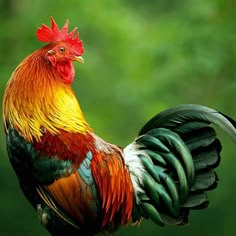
[73,56,84,63]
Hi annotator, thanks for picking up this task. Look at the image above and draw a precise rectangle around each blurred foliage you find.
[0,0,236,235]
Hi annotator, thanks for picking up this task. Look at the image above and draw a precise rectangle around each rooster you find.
[3,17,236,236]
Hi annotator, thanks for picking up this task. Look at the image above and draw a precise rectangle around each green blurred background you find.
[1,0,236,235]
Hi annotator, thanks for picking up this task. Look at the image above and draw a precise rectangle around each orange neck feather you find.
[3,46,92,142]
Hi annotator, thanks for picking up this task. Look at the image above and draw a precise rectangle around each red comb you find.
[36,17,83,55]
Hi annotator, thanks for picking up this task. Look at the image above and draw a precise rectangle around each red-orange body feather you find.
[33,131,96,163]
[33,130,134,228]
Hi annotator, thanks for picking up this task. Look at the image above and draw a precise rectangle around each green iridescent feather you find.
[133,104,236,226]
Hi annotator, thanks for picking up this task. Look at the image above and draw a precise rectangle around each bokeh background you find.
[1,0,236,235]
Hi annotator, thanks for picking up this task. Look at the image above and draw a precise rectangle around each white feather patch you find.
[123,142,147,203]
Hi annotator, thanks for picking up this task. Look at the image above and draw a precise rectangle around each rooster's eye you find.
[60,47,65,53]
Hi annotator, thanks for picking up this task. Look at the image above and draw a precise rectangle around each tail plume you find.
[124,104,236,226]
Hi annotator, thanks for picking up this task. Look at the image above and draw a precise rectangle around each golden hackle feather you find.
[3,44,91,142]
